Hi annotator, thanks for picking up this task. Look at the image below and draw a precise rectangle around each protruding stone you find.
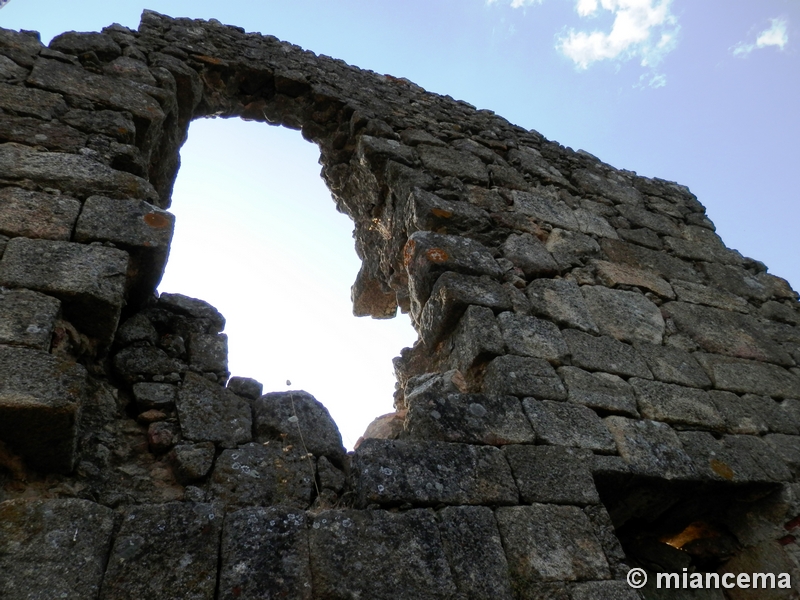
[219,507,312,600]
[0,237,128,343]
[226,376,263,400]
[352,438,518,507]
[0,346,86,472]
[177,372,252,448]
[449,304,505,372]
[99,503,221,600]
[0,499,117,600]
[253,390,345,461]
[157,293,225,333]
[308,509,457,600]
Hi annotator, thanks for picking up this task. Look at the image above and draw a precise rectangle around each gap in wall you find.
[157,117,418,450]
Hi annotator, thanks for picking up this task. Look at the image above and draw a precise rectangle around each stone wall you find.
[2,11,800,599]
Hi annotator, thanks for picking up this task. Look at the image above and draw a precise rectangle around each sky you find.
[2,0,798,448]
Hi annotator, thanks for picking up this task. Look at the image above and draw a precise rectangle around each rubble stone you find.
[176,371,252,448]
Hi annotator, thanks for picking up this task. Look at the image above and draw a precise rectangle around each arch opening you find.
[158,116,417,449]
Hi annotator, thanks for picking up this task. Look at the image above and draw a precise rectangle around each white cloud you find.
[733,18,789,57]
[486,0,543,6]
[558,0,679,70]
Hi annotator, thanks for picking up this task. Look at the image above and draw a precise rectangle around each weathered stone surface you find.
[0,114,87,152]
[60,108,136,143]
[504,445,600,505]
[0,237,128,341]
[496,504,611,586]
[574,207,618,238]
[50,31,122,60]
[187,332,228,373]
[498,311,569,364]
[563,330,653,379]
[764,433,800,476]
[546,229,601,268]
[633,341,712,388]
[99,502,221,600]
[226,376,263,399]
[483,354,567,399]
[219,507,312,600]
[116,312,159,345]
[604,416,697,479]
[352,438,518,506]
[406,187,492,235]
[449,304,504,372]
[526,278,599,333]
[208,442,314,509]
[308,508,457,600]
[437,506,515,600]
[630,378,725,430]
[0,499,117,600]
[253,390,344,460]
[708,390,769,435]
[721,434,792,482]
[513,188,579,230]
[0,288,60,351]
[418,271,512,344]
[663,301,793,366]
[114,346,184,382]
[177,371,252,448]
[0,82,66,119]
[582,285,664,344]
[601,238,701,282]
[170,442,215,483]
[0,187,80,241]
[671,279,750,312]
[739,394,799,435]
[405,230,502,316]
[501,232,559,278]
[523,398,616,452]
[0,346,86,472]
[694,353,800,398]
[418,144,489,183]
[594,259,674,299]
[74,196,174,296]
[132,381,177,409]
[158,292,226,333]
[617,204,681,236]
[0,143,157,200]
[558,366,639,417]
[701,262,770,302]
[568,580,642,600]
[406,391,535,445]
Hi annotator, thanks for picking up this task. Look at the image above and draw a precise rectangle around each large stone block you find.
[0,499,117,600]
[694,353,800,398]
[512,188,579,230]
[633,341,712,388]
[219,507,312,600]
[0,82,67,119]
[99,503,221,600]
[558,366,639,417]
[526,278,599,333]
[582,285,664,344]
[601,238,701,282]
[630,378,725,431]
[405,391,535,445]
[563,330,652,379]
[501,232,559,278]
[352,438,518,507]
[449,304,505,372]
[522,397,616,452]
[0,288,60,351]
[437,506,515,600]
[671,279,750,313]
[594,259,675,299]
[708,390,769,435]
[496,504,611,587]
[187,332,228,373]
[0,187,81,241]
[0,142,157,200]
[418,271,512,345]
[0,237,128,342]
[418,144,489,183]
[498,311,569,364]
[207,442,315,509]
[74,196,175,300]
[0,345,86,472]
[663,301,793,366]
[308,508,457,600]
[0,114,87,152]
[176,371,252,448]
[504,445,600,505]
[406,187,492,235]
[253,390,344,461]
[483,354,567,399]
[404,231,503,317]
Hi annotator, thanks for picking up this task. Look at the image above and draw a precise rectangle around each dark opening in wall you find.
[158,117,417,448]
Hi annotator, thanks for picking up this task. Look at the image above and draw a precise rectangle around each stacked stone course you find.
[1,11,800,599]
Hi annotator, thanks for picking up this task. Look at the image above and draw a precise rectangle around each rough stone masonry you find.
[1,10,800,600]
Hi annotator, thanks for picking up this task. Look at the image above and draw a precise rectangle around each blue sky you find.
[2,1,798,447]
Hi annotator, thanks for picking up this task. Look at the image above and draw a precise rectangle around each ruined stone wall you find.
[2,11,800,600]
